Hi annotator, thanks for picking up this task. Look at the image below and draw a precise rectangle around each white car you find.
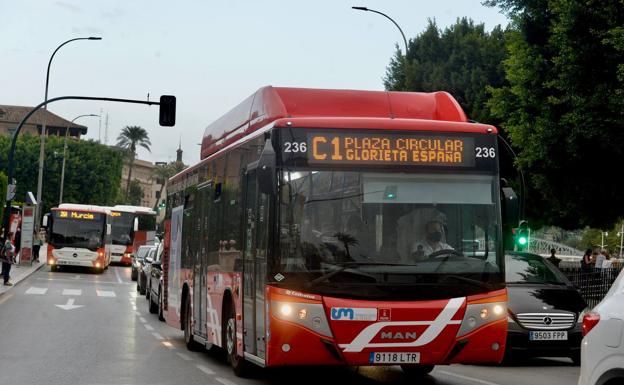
[578,268,624,385]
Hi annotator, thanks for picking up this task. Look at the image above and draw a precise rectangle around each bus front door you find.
[242,168,268,360]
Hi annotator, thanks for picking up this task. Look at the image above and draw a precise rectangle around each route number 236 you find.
[283,141,307,153]
[475,147,496,158]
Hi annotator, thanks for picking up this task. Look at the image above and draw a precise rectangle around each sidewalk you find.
[0,245,47,296]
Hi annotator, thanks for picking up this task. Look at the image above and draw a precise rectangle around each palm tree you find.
[116,126,151,200]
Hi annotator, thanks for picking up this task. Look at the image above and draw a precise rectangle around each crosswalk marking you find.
[25,287,48,295]
[96,290,116,297]
[144,324,154,331]
[62,289,82,296]
[196,364,215,375]
[176,352,193,361]
[152,332,164,340]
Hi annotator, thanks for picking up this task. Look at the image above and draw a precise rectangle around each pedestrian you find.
[595,249,607,270]
[14,227,21,263]
[32,229,41,263]
[581,248,592,272]
[601,250,612,269]
[1,232,16,286]
[547,248,562,268]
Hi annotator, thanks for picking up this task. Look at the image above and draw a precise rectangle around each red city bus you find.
[108,205,157,265]
[162,86,511,377]
[44,204,112,273]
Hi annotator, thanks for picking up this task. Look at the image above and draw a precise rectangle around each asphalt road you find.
[0,266,580,385]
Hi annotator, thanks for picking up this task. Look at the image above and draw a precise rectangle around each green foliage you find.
[0,172,6,220]
[384,18,508,124]
[581,221,624,254]
[125,179,144,206]
[116,125,151,200]
[0,134,122,214]
[486,0,624,229]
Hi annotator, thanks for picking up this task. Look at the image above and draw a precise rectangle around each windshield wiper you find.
[438,274,494,290]
[306,262,413,288]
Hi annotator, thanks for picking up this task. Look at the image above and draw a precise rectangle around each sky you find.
[0,0,508,165]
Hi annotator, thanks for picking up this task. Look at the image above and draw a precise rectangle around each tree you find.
[116,126,151,200]
[485,0,624,228]
[126,180,144,206]
[0,172,7,221]
[384,18,508,124]
[152,160,187,210]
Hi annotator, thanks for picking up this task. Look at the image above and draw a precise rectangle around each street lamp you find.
[36,37,102,226]
[600,231,609,251]
[352,6,409,90]
[617,223,624,258]
[59,114,99,204]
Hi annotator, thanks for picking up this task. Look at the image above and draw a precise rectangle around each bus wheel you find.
[158,287,165,322]
[184,298,202,352]
[400,365,434,378]
[224,302,253,377]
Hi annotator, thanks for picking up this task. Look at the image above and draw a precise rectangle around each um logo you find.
[331,308,354,320]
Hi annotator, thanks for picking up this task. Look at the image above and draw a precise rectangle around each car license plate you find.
[369,352,420,364]
[529,331,568,341]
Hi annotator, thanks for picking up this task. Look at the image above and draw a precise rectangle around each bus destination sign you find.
[303,132,476,167]
[55,210,101,221]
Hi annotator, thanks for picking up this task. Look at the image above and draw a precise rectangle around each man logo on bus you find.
[331,308,354,320]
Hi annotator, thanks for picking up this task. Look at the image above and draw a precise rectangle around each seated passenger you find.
[411,219,453,259]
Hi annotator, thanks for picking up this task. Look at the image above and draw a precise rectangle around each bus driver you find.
[411,219,453,259]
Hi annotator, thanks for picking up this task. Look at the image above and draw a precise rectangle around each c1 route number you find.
[283,141,307,153]
[475,147,496,158]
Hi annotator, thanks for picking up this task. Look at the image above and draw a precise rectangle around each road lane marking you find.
[96,290,116,297]
[0,294,13,305]
[55,298,83,311]
[139,317,147,323]
[144,324,154,331]
[129,291,137,297]
[216,378,238,385]
[114,268,123,283]
[436,370,502,385]
[176,352,193,361]
[196,364,215,375]
[162,341,175,349]
[62,289,82,296]
[37,277,132,285]
[152,332,164,340]
[134,311,141,316]
[25,287,48,295]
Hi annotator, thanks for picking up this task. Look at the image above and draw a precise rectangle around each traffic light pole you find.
[2,95,172,239]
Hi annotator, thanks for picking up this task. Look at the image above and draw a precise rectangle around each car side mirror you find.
[145,257,153,264]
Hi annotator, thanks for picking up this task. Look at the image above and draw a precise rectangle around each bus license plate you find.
[369,352,420,364]
[529,331,568,341]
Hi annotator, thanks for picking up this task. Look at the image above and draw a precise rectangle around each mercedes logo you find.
[543,316,553,325]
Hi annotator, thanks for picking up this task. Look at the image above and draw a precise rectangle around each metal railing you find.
[558,261,623,308]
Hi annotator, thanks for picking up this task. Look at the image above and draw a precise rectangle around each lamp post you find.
[601,231,609,251]
[617,223,623,257]
[352,6,409,90]
[59,114,99,204]
[36,37,102,227]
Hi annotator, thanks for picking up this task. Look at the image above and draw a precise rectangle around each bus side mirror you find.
[501,186,519,227]
[133,217,139,232]
[42,214,49,228]
[107,224,112,235]
[257,139,277,196]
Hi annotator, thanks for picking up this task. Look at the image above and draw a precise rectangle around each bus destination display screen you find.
[54,210,102,221]
[279,129,500,170]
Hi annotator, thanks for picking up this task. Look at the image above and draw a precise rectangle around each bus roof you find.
[112,205,157,215]
[200,86,495,160]
[55,204,110,214]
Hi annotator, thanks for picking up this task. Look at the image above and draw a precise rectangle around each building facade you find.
[121,158,162,208]
[0,105,87,138]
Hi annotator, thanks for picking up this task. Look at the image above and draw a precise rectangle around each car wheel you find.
[146,281,151,300]
[401,365,434,378]
[224,301,253,377]
[571,352,581,366]
[149,289,158,314]
[158,286,165,322]
[139,276,146,295]
[131,268,137,281]
[184,297,202,351]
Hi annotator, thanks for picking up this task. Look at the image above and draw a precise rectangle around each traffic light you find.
[515,220,530,251]
[159,95,176,127]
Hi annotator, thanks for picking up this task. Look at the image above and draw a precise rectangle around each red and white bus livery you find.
[108,205,157,265]
[45,204,112,273]
[162,87,511,377]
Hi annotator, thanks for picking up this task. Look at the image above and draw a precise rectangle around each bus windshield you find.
[111,212,134,245]
[278,170,503,299]
[50,216,106,250]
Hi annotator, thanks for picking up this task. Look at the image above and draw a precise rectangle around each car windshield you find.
[50,217,105,250]
[277,170,503,298]
[505,253,569,285]
[111,212,134,245]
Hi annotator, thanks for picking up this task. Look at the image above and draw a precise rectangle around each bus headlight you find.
[457,302,507,337]
[280,304,293,317]
[95,262,101,268]
[272,300,333,338]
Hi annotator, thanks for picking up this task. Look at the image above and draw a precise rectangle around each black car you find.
[147,242,164,321]
[505,252,587,364]
[131,245,152,281]
[137,246,156,295]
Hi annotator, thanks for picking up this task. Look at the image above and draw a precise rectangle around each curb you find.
[0,261,47,297]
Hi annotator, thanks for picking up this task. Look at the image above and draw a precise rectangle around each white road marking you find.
[437,370,502,385]
[162,341,175,349]
[36,277,132,285]
[129,291,137,297]
[96,290,116,297]
[134,311,141,316]
[215,377,238,385]
[176,352,193,361]
[0,293,13,305]
[55,298,83,311]
[114,268,122,283]
[62,289,82,296]
[144,324,154,331]
[152,332,164,340]
[139,317,147,323]
[25,287,48,295]
[196,364,215,375]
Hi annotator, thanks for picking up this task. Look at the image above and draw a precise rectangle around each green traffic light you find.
[518,236,528,245]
